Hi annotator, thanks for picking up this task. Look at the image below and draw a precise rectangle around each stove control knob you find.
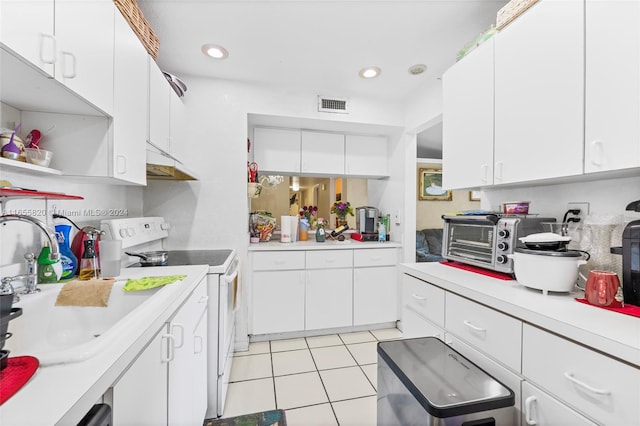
[119,229,127,238]
[498,229,510,238]
[496,254,508,264]
[497,242,509,251]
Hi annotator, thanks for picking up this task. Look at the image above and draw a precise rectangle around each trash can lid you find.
[377,337,514,418]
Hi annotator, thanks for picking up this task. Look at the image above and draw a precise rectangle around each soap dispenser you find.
[37,243,59,284]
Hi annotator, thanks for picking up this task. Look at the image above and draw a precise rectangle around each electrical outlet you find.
[566,202,590,222]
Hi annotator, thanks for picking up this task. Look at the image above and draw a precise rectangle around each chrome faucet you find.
[1,214,60,293]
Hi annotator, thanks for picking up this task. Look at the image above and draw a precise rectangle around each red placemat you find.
[574,298,640,318]
[439,261,514,281]
[0,356,39,405]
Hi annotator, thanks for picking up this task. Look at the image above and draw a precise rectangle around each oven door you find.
[442,215,499,269]
[217,258,239,417]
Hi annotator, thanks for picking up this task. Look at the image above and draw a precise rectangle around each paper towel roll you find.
[281,216,292,243]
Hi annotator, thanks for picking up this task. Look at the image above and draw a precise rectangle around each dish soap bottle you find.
[79,238,100,280]
[37,243,59,284]
[55,224,78,280]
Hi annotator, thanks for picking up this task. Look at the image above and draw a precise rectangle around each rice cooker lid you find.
[515,248,583,257]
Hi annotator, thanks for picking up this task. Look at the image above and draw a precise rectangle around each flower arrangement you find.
[299,205,318,229]
[330,201,354,219]
[316,218,327,229]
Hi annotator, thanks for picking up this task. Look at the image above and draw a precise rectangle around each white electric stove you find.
[100,217,239,418]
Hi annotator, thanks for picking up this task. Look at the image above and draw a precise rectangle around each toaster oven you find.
[442,214,555,274]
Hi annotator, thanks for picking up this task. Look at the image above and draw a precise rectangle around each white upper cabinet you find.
[54,0,115,114]
[301,130,345,175]
[494,0,584,184]
[253,127,301,174]
[170,92,187,153]
[0,0,55,76]
[584,0,640,173]
[112,8,147,185]
[148,59,172,152]
[442,38,495,189]
[345,134,388,177]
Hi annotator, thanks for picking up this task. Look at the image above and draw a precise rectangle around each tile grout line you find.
[268,340,279,411]
[306,336,341,425]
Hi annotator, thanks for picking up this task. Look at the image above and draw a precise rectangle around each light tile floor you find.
[222,328,403,425]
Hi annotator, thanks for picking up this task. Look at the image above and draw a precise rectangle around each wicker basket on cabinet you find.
[113,0,160,60]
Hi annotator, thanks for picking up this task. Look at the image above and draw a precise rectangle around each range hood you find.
[146,141,198,181]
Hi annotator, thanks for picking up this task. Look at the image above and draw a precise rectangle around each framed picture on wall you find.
[469,191,481,201]
[418,169,452,201]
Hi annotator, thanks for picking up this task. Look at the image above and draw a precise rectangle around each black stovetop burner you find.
[128,249,233,268]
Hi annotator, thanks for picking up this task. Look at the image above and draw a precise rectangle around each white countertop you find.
[399,262,640,368]
[249,240,401,251]
[0,264,208,426]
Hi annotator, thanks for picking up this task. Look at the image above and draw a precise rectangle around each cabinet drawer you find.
[306,250,352,269]
[402,274,444,327]
[445,292,522,372]
[353,248,397,267]
[401,308,444,340]
[521,381,597,426]
[523,324,640,425]
[252,251,305,270]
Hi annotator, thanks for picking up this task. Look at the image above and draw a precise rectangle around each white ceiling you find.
[137,0,507,153]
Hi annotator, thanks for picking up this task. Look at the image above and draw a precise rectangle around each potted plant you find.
[330,201,354,227]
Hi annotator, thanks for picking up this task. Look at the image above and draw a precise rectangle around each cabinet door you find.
[112,326,169,426]
[584,0,640,173]
[253,127,301,174]
[401,308,444,339]
[170,91,187,155]
[344,135,388,177]
[112,8,147,185]
[522,381,597,426]
[301,131,345,175]
[442,38,495,189]
[494,0,584,184]
[54,0,114,114]
[252,270,305,334]
[401,274,445,328]
[306,269,352,330]
[192,309,208,423]
[0,0,55,76]
[353,266,398,326]
[168,280,207,426]
[149,58,172,152]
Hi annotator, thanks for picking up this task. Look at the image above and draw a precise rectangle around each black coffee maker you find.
[611,200,640,307]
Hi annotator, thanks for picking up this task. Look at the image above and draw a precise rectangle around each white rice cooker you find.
[509,233,589,295]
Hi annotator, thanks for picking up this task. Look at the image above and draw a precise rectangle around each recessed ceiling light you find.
[408,64,427,75]
[201,44,228,59]
[359,66,381,79]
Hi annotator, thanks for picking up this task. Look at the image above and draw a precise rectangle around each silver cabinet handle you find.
[171,323,185,348]
[411,293,427,301]
[162,334,175,363]
[524,395,537,425]
[39,33,56,64]
[590,140,604,166]
[463,320,486,332]
[563,372,611,395]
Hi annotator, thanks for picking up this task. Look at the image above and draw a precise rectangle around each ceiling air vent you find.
[318,96,348,114]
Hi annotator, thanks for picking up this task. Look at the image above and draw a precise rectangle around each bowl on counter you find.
[24,147,53,167]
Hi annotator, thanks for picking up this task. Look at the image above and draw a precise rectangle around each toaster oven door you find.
[443,218,497,268]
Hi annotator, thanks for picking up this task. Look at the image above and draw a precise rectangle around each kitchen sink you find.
[5,280,162,366]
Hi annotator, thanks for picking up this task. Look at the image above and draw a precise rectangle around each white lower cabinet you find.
[112,279,208,426]
[168,279,208,425]
[401,274,445,337]
[306,268,352,330]
[522,381,597,426]
[401,307,444,339]
[522,324,640,426]
[112,325,169,426]
[251,247,399,335]
[252,270,306,334]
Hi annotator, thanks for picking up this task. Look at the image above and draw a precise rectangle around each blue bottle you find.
[55,224,78,280]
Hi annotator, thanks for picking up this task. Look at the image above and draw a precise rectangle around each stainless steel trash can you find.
[377,337,515,426]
